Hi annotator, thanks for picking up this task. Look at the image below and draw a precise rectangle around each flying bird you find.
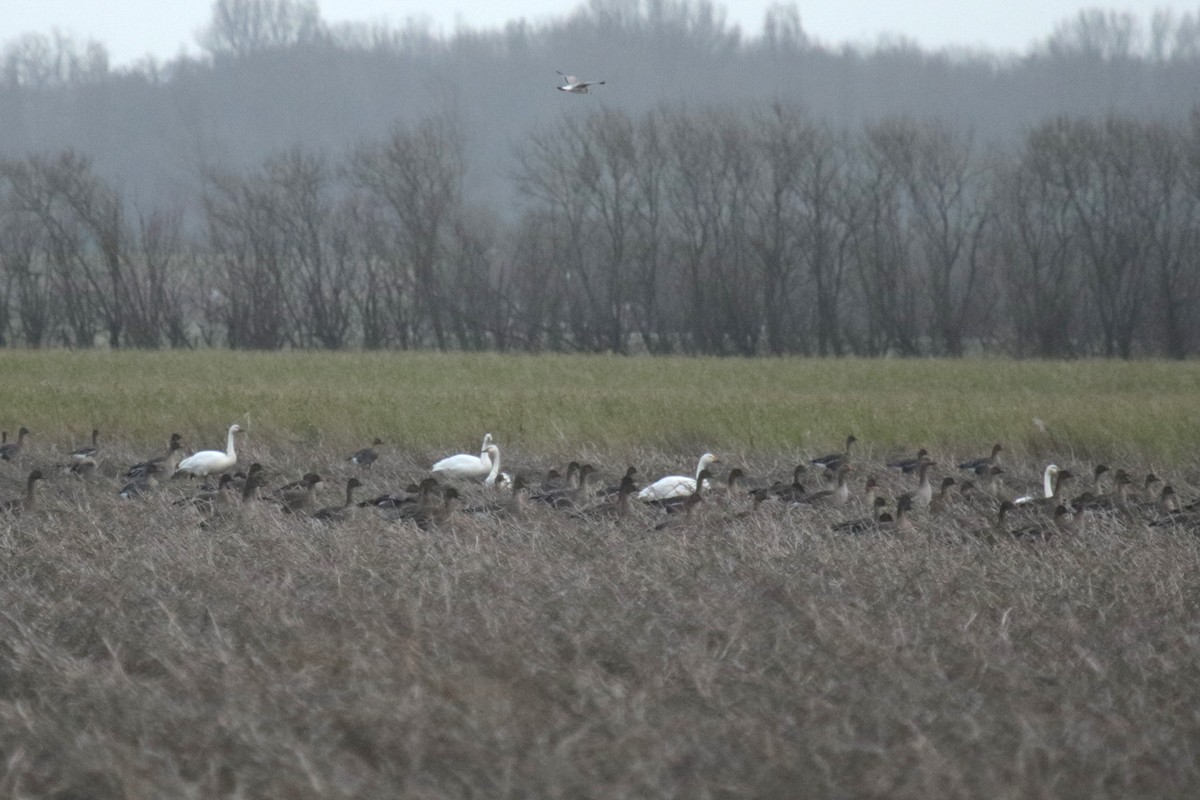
[556,71,606,94]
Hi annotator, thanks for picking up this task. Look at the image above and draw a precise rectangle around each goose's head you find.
[27,469,43,483]
[347,477,363,490]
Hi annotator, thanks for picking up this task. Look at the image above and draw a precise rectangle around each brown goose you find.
[770,464,809,503]
[653,492,704,531]
[0,427,30,461]
[1,469,43,515]
[463,475,532,519]
[126,433,184,479]
[790,464,853,507]
[573,475,637,522]
[959,443,1002,472]
[313,478,365,522]
[914,460,937,507]
[348,439,383,469]
[596,466,639,499]
[274,473,323,514]
[831,497,890,533]
[929,477,957,515]
[72,428,101,462]
[118,463,160,499]
[887,448,929,474]
[811,434,856,471]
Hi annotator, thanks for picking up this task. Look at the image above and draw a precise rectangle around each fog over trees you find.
[1,0,1200,356]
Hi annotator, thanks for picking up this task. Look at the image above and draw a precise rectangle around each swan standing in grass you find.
[175,424,242,478]
[638,453,720,502]
[432,443,503,485]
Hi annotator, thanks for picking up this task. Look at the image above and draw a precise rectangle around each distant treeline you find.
[1,1,1199,356]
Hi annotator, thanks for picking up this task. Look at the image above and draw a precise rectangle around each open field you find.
[1,352,1200,797]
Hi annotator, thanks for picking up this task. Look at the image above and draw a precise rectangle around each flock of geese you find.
[0,425,1196,541]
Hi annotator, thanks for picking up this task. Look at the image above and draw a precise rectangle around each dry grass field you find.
[1,351,1199,797]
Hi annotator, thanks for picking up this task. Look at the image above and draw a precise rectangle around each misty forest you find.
[3,0,1200,358]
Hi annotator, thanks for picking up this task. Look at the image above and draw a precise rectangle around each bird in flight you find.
[556,71,606,94]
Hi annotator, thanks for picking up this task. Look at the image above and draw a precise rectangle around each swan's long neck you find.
[226,428,238,460]
[486,449,501,483]
[1042,466,1057,498]
[695,456,711,481]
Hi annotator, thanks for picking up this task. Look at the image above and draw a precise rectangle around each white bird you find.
[556,71,606,94]
[433,443,504,485]
[638,453,720,502]
[1014,464,1058,505]
[175,424,242,478]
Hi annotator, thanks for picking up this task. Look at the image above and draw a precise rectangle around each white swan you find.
[556,71,606,93]
[175,424,241,477]
[638,453,720,502]
[1014,464,1058,505]
[433,443,503,485]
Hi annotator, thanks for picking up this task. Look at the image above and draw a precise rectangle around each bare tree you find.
[350,116,466,350]
[199,0,323,57]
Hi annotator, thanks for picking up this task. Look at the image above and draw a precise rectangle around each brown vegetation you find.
[1,438,1198,796]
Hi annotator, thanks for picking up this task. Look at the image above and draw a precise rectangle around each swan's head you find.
[1044,464,1059,479]
[229,424,243,435]
[486,444,500,459]
[698,453,719,469]
[481,433,493,448]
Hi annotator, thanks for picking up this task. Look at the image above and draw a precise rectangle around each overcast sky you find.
[1,1,1189,65]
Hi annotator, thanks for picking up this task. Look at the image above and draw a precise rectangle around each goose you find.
[862,477,879,509]
[313,478,364,522]
[811,435,856,472]
[533,462,581,503]
[348,439,383,469]
[72,428,101,462]
[177,474,236,514]
[464,475,531,519]
[914,460,937,507]
[768,464,808,503]
[887,448,929,474]
[709,468,747,506]
[1014,464,1060,505]
[877,494,916,534]
[175,424,241,478]
[790,464,853,507]
[556,71,606,93]
[118,464,160,499]
[653,492,703,531]
[1,469,43,515]
[432,443,502,484]
[0,427,30,461]
[639,453,719,502]
[126,433,184,479]
[573,475,637,522]
[969,500,1017,544]
[406,486,460,530]
[928,478,957,515]
[361,477,440,511]
[595,466,638,499]
[1010,506,1071,542]
[536,464,596,510]
[274,473,323,514]
[959,443,1003,472]
[67,456,99,481]
[831,497,890,534]
[731,487,775,519]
